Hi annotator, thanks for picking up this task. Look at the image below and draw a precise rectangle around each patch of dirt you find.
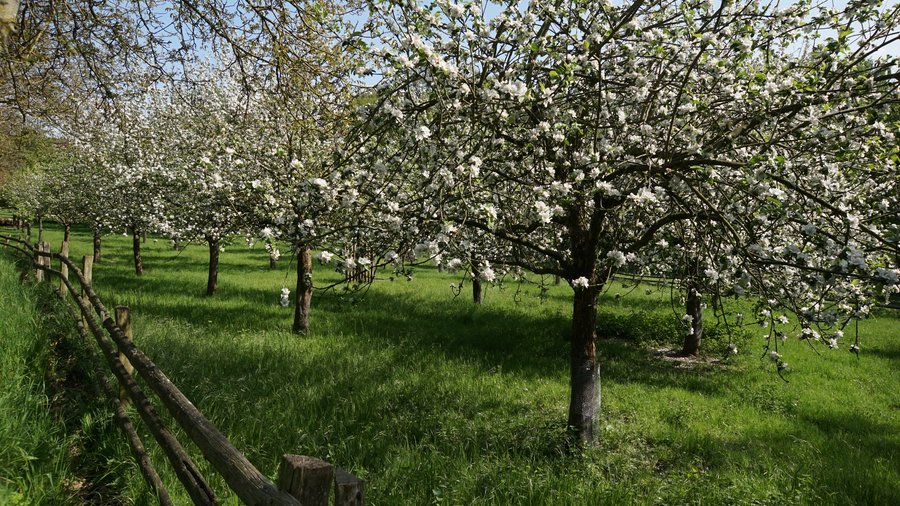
[650,347,727,368]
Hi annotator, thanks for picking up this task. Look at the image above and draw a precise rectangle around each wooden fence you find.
[0,229,364,506]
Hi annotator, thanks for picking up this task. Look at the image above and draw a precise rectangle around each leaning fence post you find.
[59,241,70,297]
[278,455,333,506]
[115,306,136,405]
[335,468,364,506]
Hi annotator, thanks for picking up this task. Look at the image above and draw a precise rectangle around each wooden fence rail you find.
[53,284,175,506]
[0,230,364,506]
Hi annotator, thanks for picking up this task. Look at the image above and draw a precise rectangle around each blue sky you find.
[455,0,898,57]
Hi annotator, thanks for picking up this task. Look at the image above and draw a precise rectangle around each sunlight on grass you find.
[15,224,900,505]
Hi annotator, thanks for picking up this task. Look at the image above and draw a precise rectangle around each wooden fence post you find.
[278,455,333,506]
[115,306,136,405]
[42,241,51,273]
[335,468,364,506]
[82,255,94,286]
[81,255,94,327]
[59,242,70,297]
[34,242,44,282]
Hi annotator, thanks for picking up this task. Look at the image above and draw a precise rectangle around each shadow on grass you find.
[863,346,900,364]
[131,297,900,505]
[26,226,899,504]
[93,261,736,395]
[649,420,900,504]
[88,251,769,405]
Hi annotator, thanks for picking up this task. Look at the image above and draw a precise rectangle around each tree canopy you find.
[1,0,897,446]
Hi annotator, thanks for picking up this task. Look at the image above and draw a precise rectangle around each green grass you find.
[0,252,74,504]
[6,224,900,504]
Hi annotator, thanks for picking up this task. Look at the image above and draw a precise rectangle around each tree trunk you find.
[681,286,703,356]
[567,284,601,446]
[206,236,220,296]
[470,253,483,304]
[37,218,43,242]
[269,257,277,270]
[63,223,71,242]
[132,228,143,276]
[93,229,102,263]
[292,245,313,334]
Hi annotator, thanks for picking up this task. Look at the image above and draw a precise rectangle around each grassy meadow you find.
[2,223,899,505]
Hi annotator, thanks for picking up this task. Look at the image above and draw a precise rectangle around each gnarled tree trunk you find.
[568,283,601,446]
[292,244,313,334]
[470,252,483,304]
[92,229,102,262]
[681,285,703,356]
[63,223,71,242]
[132,228,143,276]
[206,236,220,296]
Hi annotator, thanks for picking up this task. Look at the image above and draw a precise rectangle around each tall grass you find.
[10,224,900,504]
[0,255,74,504]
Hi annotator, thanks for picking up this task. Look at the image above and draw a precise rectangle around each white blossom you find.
[607,250,627,267]
[414,125,432,141]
